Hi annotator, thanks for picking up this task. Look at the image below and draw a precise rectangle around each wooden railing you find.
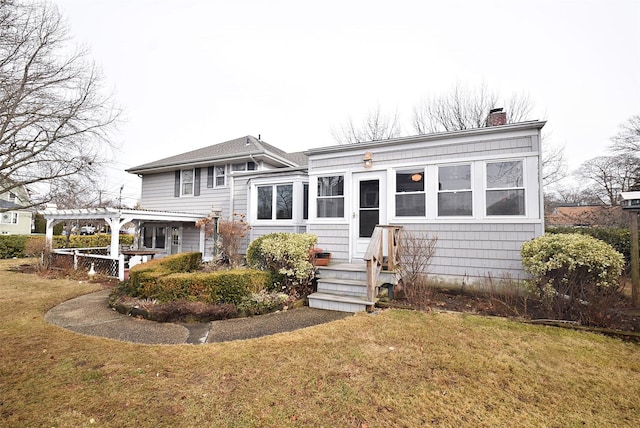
[364,225,402,305]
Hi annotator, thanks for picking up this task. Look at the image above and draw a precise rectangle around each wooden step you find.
[316,278,368,297]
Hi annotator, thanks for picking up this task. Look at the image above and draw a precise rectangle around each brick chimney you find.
[486,108,507,127]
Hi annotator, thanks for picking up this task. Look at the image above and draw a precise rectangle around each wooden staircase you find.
[308,225,402,313]
[308,263,396,313]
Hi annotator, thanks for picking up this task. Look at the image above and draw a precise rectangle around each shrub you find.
[521,233,625,323]
[148,301,238,323]
[0,235,32,258]
[237,290,290,316]
[197,212,251,267]
[546,227,638,269]
[246,233,318,297]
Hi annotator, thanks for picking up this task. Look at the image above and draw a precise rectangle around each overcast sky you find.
[55,0,640,206]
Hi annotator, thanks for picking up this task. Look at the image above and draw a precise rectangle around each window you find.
[232,161,257,172]
[215,165,226,187]
[486,160,525,216]
[8,192,16,203]
[438,165,472,216]
[181,170,194,196]
[317,176,344,218]
[11,213,17,224]
[257,184,293,220]
[395,169,425,216]
[143,226,166,249]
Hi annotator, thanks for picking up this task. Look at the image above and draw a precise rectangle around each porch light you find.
[411,173,423,182]
[363,152,373,168]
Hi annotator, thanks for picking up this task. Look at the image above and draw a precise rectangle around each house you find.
[0,183,32,235]
[545,205,626,228]
[126,113,545,294]
[125,136,309,259]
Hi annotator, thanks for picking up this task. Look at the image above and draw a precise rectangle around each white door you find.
[352,171,386,260]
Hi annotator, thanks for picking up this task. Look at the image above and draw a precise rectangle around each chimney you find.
[486,108,507,127]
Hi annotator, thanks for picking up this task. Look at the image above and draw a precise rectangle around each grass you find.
[1,259,639,427]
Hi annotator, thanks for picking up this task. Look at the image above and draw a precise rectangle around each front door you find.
[352,171,386,260]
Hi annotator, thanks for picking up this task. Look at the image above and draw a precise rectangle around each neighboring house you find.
[128,114,546,285]
[0,185,32,235]
[546,205,627,228]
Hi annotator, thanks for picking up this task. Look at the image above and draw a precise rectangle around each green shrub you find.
[521,233,625,323]
[128,252,203,296]
[246,232,318,297]
[0,235,33,258]
[52,233,134,249]
[546,227,637,267]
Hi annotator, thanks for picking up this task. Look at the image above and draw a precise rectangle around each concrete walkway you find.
[44,290,351,345]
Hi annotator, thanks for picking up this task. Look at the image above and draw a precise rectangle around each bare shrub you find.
[397,231,438,308]
[197,212,251,267]
[24,237,50,271]
[480,273,530,318]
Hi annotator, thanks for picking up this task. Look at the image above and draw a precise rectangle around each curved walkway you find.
[44,290,351,345]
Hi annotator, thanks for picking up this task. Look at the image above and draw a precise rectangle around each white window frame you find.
[8,192,16,203]
[485,159,526,217]
[215,165,226,187]
[11,212,18,224]
[437,163,473,217]
[256,183,294,221]
[316,175,345,219]
[394,168,426,218]
[180,169,194,196]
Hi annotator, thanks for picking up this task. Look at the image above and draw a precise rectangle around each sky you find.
[54,0,640,206]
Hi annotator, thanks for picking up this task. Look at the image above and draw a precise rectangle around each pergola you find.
[41,208,211,280]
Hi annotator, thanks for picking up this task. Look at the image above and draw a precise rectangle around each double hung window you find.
[486,160,525,216]
[317,176,344,218]
[181,170,194,196]
[438,165,472,216]
[143,227,166,249]
[395,169,425,216]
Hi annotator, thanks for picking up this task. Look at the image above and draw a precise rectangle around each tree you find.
[610,114,640,154]
[576,155,640,206]
[411,82,534,134]
[610,114,640,190]
[332,103,401,144]
[0,1,119,211]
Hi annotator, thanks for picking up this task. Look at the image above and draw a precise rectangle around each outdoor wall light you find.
[363,152,373,168]
[411,173,423,182]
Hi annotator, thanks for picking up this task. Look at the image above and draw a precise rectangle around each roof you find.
[127,135,306,174]
[546,205,626,228]
[305,120,546,156]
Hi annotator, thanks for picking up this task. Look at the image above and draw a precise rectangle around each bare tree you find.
[0,1,119,211]
[610,114,640,154]
[411,82,534,134]
[576,155,640,206]
[332,103,401,144]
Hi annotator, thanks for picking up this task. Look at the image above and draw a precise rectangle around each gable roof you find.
[127,135,306,174]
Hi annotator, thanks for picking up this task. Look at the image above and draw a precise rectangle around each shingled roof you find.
[127,135,307,173]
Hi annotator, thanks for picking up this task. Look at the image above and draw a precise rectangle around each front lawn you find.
[1,259,639,427]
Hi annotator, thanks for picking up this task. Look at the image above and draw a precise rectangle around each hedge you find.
[53,233,134,249]
[126,252,269,304]
[0,235,33,258]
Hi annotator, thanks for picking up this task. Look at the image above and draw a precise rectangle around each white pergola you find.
[41,208,211,279]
